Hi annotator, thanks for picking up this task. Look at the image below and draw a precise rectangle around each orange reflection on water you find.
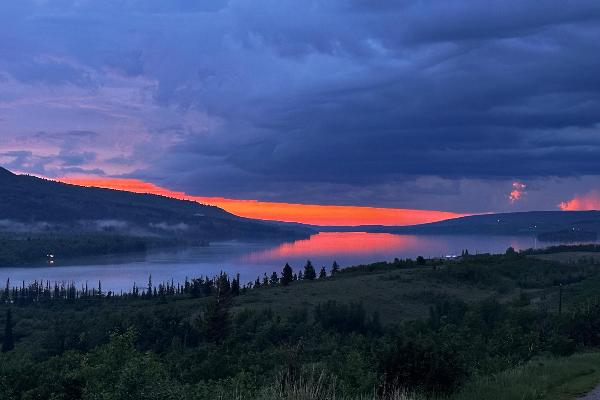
[242,232,421,262]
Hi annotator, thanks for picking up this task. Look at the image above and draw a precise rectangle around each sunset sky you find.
[2,1,600,224]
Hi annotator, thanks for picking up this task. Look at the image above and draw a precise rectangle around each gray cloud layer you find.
[1,0,600,212]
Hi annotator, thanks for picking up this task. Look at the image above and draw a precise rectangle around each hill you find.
[318,211,600,237]
[3,249,600,399]
[0,167,312,242]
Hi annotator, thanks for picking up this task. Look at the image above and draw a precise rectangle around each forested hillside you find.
[322,210,600,237]
[3,248,600,399]
[0,167,312,243]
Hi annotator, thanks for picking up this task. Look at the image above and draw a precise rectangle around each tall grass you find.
[451,352,600,400]
[219,353,600,400]
[217,371,423,400]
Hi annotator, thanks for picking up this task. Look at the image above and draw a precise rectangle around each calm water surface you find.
[0,232,547,291]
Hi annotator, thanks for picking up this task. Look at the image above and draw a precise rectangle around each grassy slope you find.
[254,353,600,400]
[236,266,495,324]
[535,252,600,264]
[452,352,600,400]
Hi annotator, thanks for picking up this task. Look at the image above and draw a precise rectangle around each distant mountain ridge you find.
[0,167,312,241]
[317,210,600,237]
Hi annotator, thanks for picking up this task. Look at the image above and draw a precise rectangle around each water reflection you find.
[242,232,421,260]
[0,232,541,291]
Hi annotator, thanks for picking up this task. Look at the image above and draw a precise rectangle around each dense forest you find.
[2,249,600,399]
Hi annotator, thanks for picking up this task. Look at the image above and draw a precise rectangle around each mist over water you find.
[0,232,545,291]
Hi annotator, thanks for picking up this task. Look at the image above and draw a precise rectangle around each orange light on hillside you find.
[58,177,464,226]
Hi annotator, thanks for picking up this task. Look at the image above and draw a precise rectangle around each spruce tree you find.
[281,263,294,286]
[303,260,316,280]
[331,261,340,275]
[270,272,279,286]
[147,274,153,298]
[202,287,231,344]
[319,266,327,279]
[2,308,14,352]
[231,274,240,296]
[1,278,9,303]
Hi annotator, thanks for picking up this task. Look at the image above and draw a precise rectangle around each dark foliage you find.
[2,251,600,398]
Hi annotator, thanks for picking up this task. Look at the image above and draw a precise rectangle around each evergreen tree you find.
[231,274,240,296]
[298,271,303,280]
[319,266,327,279]
[416,256,426,265]
[303,260,316,280]
[216,272,231,296]
[202,287,231,344]
[254,277,261,288]
[281,263,294,286]
[147,274,153,298]
[331,261,340,275]
[2,308,14,352]
[270,272,279,286]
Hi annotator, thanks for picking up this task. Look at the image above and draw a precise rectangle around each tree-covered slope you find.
[320,211,600,236]
[0,167,311,241]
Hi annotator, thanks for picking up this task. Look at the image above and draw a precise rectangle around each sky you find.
[1,1,600,225]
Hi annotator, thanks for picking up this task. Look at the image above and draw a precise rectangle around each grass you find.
[534,252,600,265]
[450,352,600,400]
[235,266,495,323]
[226,371,423,400]
[199,353,600,400]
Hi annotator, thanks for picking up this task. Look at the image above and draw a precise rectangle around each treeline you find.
[0,260,340,305]
[521,243,600,255]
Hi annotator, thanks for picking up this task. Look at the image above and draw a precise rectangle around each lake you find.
[0,232,547,291]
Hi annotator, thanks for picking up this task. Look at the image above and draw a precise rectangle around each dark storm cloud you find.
[1,0,600,211]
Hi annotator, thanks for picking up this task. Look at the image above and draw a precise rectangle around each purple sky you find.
[1,1,600,213]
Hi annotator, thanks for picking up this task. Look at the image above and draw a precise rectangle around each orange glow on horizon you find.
[58,177,465,226]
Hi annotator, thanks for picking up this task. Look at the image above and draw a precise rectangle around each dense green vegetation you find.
[2,249,600,399]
